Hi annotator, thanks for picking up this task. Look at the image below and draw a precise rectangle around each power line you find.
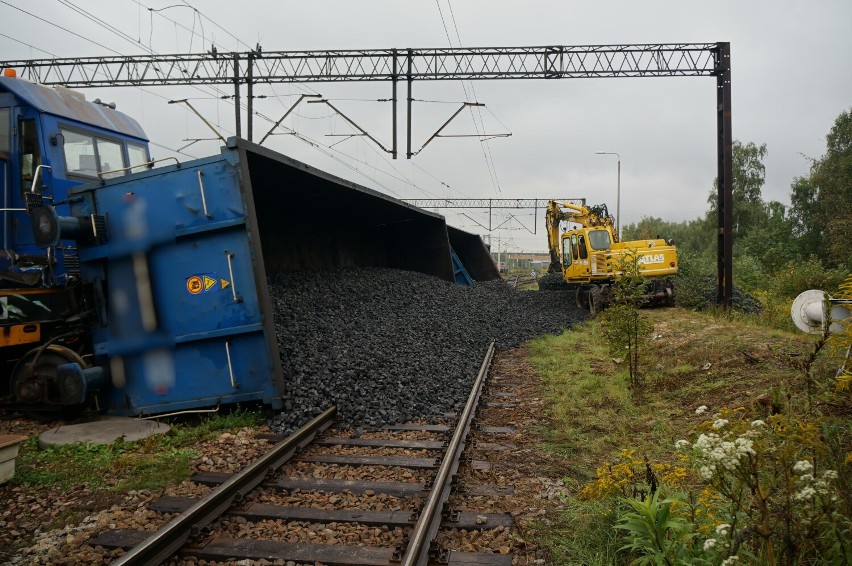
[1,0,235,140]
[446,0,502,194]
[256,110,453,200]
[0,32,58,57]
[174,0,320,97]
[173,0,446,199]
[149,0,441,198]
[0,4,480,202]
[0,28,206,158]
[0,1,123,55]
[433,0,501,194]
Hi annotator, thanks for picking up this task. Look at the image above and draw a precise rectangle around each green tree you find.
[622,216,714,263]
[738,200,796,277]
[706,140,769,243]
[794,108,852,268]
[789,175,821,259]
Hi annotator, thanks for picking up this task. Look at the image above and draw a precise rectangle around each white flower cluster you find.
[676,414,759,481]
[793,460,813,474]
[721,556,739,565]
[688,430,756,477]
[695,405,708,415]
[715,523,731,537]
[703,538,717,551]
[792,461,838,503]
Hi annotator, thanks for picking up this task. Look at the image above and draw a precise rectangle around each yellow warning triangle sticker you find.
[221,279,230,290]
[203,275,217,291]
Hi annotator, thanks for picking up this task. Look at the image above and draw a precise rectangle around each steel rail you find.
[401,341,496,566]
[111,405,336,566]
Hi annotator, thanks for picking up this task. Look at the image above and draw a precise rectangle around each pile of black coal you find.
[674,274,763,314]
[267,268,584,434]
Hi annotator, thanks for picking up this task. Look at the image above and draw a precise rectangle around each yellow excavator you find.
[545,200,678,314]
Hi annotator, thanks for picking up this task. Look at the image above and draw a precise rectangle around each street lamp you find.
[595,151,621,239]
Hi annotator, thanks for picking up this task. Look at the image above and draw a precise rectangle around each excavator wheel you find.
[588,286,603,316]
[575,285,587,310]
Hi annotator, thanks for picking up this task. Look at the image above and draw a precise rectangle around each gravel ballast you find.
[267,268,585,434]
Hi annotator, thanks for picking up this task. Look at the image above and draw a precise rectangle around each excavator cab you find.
[559,227,614,283]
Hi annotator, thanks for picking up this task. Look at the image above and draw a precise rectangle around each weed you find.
[14,438,129,490]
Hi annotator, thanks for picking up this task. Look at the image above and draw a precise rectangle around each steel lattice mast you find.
[0,43,733,307]
[2,44,718,85]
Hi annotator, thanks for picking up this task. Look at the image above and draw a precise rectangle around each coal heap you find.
[267,268,585,434]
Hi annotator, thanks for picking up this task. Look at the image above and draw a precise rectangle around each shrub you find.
[773,256,847,299]
[591,410,852,565]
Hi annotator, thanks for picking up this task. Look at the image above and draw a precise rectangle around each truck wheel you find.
[10,345,87,420]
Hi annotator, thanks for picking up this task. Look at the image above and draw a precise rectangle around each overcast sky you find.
[2,0,850,253]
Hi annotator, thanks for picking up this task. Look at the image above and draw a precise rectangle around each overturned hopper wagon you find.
[0,75,498,418]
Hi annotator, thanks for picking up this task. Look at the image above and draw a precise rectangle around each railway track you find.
[89,341,525,565]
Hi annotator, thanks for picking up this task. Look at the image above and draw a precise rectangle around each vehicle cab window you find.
[577,234,588,259]
[0,107,10,159]
[60,127,136,179]
[19,118,40,190]
[127,142,148,170]
[562,237,572,267]
[588,229,611,250]
[96,138,123,179]
[62,129,97,176]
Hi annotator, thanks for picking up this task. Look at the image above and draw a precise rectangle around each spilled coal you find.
[267,268,585,434]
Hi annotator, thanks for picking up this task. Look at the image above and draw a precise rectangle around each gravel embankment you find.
[267,268,585,434]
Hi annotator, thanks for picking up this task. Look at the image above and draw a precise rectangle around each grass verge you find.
[524,306,851,565]
[13,406,266,492]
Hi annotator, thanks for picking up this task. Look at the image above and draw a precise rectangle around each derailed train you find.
[0,72,499,418]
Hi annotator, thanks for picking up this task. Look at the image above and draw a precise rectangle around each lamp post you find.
[595,151,621,239]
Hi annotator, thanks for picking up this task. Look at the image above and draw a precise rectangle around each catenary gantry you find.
[0,42,733,305]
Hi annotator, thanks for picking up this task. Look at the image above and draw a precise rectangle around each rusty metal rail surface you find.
[110,406,336,566]
[400,340,495,566]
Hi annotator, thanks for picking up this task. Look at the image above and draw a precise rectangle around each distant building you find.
[489,252,550,272]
